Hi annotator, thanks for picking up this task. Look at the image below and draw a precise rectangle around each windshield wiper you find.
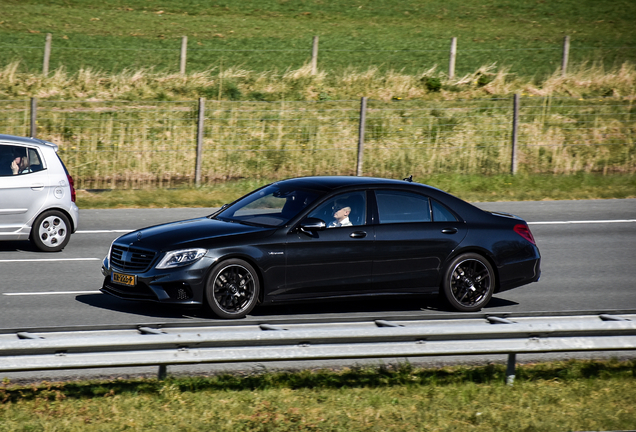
[235,220,264,227]
[213,216,236,223]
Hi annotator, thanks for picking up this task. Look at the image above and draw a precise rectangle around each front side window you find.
[375,190,431,224]
[307,191,367,228]
[0,145,44,177]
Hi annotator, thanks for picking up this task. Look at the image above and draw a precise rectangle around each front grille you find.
[111,244,156,272]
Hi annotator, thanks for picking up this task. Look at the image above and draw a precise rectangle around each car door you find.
[281,191,375,300]
[371,189,467,293]
[0,145,50,235]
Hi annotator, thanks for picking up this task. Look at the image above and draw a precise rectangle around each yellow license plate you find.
[112,272,136,286]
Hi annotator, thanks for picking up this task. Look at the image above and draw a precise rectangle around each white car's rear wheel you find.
[31,210,71,252]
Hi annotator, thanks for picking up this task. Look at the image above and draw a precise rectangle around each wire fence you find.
[1,33,635,78]
[0,97,634,189]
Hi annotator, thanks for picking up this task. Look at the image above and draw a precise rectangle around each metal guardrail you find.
[1,313,635,384]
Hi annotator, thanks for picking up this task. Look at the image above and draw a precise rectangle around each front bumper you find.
[100,254,212,305]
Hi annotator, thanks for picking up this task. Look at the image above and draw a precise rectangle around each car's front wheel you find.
[31,210,71,252]
[442,253,495,312]
[205,259,260,319]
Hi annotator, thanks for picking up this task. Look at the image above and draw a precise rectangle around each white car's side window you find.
[0,145,40,176]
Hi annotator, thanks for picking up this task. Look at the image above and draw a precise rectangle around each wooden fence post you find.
[511,94,520,175]
[561,35,570,77]
[30,98,37,138]
[195,98,205,185]
[43,33,52,76]
[449,37,457,79]
[356,97,367,176]
[180,36,188,75]
[311,36,319,75]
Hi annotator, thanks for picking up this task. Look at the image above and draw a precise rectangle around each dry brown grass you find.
[0,62,634,188]
[1,61,634,102]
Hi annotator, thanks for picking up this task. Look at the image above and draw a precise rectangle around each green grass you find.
[1,360,635,431]
[0,0,634,78]
[75,173,636,209]
[0,1,633,191]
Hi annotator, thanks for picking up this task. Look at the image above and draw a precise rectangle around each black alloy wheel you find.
[442,253,495,312]
[205,259,260,319]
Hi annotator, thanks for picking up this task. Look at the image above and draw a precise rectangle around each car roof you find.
[274,175,428,192]
[0,134,59,151]
[272,175,487,220]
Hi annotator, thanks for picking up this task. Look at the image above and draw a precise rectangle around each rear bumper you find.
[69,202,80,233]
[497,257,541,292]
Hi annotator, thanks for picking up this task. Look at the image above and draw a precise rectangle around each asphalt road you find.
[1,199,635,330]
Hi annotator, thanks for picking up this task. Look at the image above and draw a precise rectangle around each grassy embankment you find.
[1,360,635,431]
[1,0,634,78]
[1,0,635,201]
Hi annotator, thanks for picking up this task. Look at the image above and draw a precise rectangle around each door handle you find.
[441,227,458,234]
[350,231,367,238]
[30,183,45,191]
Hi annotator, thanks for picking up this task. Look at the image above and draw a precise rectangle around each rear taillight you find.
[67,175,76,203]
[514,224,535,245]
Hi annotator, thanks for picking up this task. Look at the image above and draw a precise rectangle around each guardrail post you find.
[356,97,367,176]
[195,97,205,185]
[30,97,37,138]
[511,93,520,175]
[506,353,516,386]
[158,365,167,380]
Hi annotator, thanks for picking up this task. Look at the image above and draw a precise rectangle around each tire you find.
[442,253,495,312]
[31,210,71,252]
[205,259,260,319]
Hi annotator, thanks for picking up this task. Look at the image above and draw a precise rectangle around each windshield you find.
[212,184,321,227]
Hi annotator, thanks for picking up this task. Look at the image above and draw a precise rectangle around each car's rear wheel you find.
[442,253,495,312]
[205,259,260,319]
[31,210,71,252]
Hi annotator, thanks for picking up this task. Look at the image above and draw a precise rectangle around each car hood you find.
[114,217,274,250]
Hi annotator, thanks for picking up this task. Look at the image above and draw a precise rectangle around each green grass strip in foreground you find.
[0,359,634,431]
[76,173,636,209]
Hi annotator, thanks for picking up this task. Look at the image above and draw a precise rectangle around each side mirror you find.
[299,218,326,235]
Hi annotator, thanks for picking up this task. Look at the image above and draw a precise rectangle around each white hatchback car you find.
[0,134,79,252]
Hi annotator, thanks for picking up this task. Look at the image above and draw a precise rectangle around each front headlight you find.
[156,248,207,269]
[101,240,115,274]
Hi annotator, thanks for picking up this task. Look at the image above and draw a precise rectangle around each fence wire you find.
[0,97,633,189]
[2,35,635,78]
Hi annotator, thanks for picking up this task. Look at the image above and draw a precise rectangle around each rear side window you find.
[375,190,431,224]
[28,148,45,173]
[0,144,44,177]
[432,199,458,222]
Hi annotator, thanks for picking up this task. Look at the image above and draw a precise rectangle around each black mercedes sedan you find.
[101,176,540,318]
